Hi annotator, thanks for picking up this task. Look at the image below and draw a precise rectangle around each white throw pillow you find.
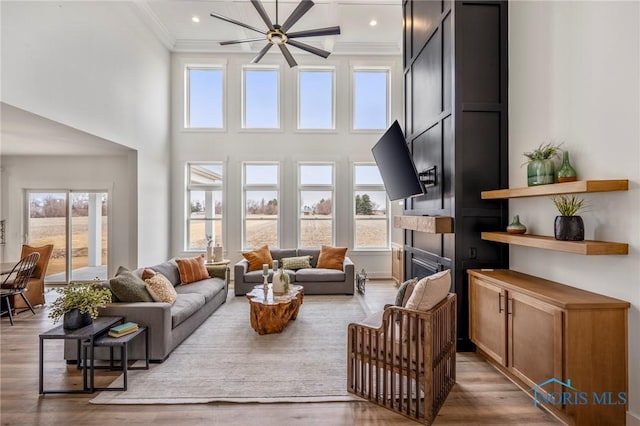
[404,269,451,311]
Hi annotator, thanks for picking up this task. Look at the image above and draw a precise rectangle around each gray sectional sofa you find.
[234,248,354,296]
[64,259,229,362]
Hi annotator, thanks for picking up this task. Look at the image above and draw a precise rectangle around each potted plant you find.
[522,142,562,186]
[48,282,112,329]
[552,195,586,241]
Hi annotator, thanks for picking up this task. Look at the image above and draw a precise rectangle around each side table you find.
[83,326,149,392]
[39,316,123,394]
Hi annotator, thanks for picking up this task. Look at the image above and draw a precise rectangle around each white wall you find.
[510,2,640,423]
[1,1,171,266]
[0,154,134,279]
[170,52,403,277]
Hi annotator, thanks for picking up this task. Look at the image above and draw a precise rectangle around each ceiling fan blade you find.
[280,0,314,33]
[287,39,330,58]
[251,43,274,64]
[220,37,266,46]
[250,0,275,31]
[278,44,298,68]
[287,26,341,39]
[209,12,265,35]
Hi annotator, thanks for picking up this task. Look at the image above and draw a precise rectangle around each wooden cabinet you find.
[468,269,629,426]
[390,243,403,285]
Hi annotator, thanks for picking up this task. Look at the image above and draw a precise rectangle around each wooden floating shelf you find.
[481,232,628,255]
[394,215,453,234]
[481,179,628,199]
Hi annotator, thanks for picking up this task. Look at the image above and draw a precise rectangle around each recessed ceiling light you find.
[192,16,200,23]
[369,19,377,27]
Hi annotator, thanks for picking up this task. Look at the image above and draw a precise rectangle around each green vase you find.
[506,215,527,234]
[527,159,555,186]
[557,151,577,183]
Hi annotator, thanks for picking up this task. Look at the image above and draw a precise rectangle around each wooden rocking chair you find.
[347,293,456,424]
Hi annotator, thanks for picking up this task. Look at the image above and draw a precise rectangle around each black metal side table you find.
[39,316,123,394]
[83,326,149,392]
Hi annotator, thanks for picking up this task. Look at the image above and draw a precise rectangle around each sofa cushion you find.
[242,244,273,272]
[145,272,177,304]
[174,278,225,303]
[395,277,419,307]
[176,255,210,284]
[171,293,206,328]
[297,248,320,268]
[295,268,346,282]
[110,270,154,303]
[146,259,181,286]
[316,245,348,270]
[405,270,451,312]
[270,248,297,262]
[282,255,312,270]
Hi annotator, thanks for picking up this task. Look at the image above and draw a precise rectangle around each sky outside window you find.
[299,70,334,129]
[244,69,279,128]
[354,71,389,130]
[188,69,223,128]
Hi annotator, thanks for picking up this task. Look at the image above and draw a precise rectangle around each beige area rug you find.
[90,293,369,404]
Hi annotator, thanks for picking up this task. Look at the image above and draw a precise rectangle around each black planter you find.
[554,216,585,241]
[63,309,93,330]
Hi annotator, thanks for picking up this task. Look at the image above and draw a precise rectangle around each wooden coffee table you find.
[246,285,304,335]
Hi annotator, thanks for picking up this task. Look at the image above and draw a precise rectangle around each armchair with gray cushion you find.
[234,248,354,296]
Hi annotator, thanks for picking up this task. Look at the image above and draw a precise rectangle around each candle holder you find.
[262,273,269,298]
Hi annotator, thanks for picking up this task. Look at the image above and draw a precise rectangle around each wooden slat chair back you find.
[348,293,456,424]
[13,244,54,309]
[0,252,40,325]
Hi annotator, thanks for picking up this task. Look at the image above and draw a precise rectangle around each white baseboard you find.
[628,411,640,426]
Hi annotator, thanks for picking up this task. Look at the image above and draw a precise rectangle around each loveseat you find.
[64,259,229,363]
[234,248,354,296]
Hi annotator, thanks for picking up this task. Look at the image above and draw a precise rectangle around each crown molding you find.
[131,0,176,51]
[173,39,400,55]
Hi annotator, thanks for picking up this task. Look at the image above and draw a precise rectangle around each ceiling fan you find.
[210,0,341,68]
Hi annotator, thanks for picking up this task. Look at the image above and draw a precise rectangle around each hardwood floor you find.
[0,281,560,425]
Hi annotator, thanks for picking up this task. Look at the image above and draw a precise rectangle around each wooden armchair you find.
[347,293,456,424]
[13,244,53,310]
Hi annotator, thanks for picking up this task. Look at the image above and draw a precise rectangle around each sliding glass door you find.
[27,190,108,284]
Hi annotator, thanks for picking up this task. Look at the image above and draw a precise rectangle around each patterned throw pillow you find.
[395,277,419,306]
[109,270,154,303]
[175,255,210,284]
[241,244,273,272]
[145,272,177,304]
[405,270,451,312]
[281,255,312,270]
[316,245,348,270]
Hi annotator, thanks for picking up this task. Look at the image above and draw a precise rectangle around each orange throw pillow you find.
[175,255,210,284]
[316,245,348,270]
[242,245,273,272]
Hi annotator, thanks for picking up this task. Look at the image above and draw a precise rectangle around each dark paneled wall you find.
[403,0,509,350]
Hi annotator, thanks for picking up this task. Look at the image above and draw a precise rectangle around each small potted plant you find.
[552,195,586,241]
[522,142,562,186]
[205,234,214,263]
[48,282,112,329]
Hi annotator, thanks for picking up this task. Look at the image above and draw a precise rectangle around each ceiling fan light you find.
[267,29,288,45]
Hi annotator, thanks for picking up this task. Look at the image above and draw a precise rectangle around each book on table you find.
[108,322,138,337]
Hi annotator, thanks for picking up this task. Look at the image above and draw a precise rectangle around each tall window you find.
[354,164,389,249]
[187,163,224,250]
[244,163,279,248]
[298,68,335,129]
[299,163,334,247]
[185,67,224,129]
[353,69,390,130]
[243,68,280,129]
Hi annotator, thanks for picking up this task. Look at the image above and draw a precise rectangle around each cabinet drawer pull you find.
[498,293,503,313]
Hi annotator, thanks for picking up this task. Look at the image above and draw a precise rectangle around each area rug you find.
[90,293,369,404]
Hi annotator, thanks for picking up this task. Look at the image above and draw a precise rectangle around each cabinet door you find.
[508,291,563,399]
[469,277,507,365]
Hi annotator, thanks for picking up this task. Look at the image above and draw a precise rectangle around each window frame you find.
[241,65,282,131]
[185,162,225,251]
[296,67,336,131]
[353,162,390,250]
[297,162,335,247]
[351,67,391,132]
[242,162,281,249]
[183,65,226,131]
